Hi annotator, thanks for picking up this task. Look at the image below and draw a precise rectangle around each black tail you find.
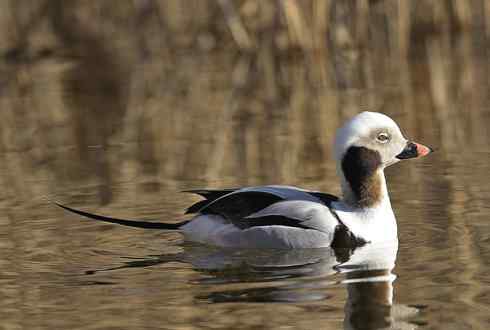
[56,203,188,230]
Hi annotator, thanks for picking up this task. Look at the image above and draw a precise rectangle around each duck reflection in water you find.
[85,241,424,330]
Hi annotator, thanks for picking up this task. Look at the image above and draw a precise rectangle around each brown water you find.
[2,118,490,330]
[2,2,490,329]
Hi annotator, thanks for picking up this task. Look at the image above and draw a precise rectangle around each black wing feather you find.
[184,188,240,214]
[201,191,283,221]
[185,199,210,214]
[183,188,238,200]
[308,192,339,206]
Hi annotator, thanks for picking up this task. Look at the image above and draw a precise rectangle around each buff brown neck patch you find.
[341,146,383,208]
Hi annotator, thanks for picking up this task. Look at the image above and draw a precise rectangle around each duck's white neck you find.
[335,168,398,243]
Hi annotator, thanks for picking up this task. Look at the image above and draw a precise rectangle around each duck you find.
[57,112,432,249]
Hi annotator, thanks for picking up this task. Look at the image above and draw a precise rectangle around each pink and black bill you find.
[396,141,433,160]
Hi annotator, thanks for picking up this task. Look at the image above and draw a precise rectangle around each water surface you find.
[2,145,490,329]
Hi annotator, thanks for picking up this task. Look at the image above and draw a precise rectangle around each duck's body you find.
[57,112,432,249]
[180,184,395,248]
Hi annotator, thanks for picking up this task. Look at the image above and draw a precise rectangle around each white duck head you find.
[334,112,432,208]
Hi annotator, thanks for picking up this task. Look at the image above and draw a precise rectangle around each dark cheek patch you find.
[341,146,382,207]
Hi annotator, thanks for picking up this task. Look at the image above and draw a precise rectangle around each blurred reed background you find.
[1,2,490,329]
[0,0,489,207]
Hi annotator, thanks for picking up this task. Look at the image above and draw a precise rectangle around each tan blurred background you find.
[1,0,489,208]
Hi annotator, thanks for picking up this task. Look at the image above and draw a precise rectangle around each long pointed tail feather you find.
[56,203,188,230]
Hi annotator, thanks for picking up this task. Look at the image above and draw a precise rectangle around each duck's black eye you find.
[376,132,390,143]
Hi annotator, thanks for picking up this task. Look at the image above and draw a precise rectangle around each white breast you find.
[332,199,398,243]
